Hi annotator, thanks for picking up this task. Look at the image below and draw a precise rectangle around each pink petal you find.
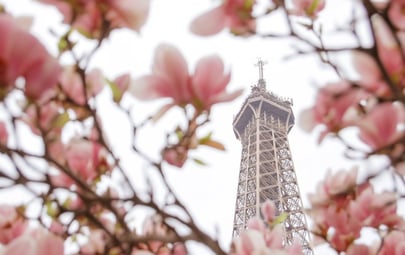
[192,55,230,100]
[190,6,227,36]
[130,75,175,100]
[358,103,403,149]
[351,51,381,85]
[152,44,191,102]
[105,0,150,32]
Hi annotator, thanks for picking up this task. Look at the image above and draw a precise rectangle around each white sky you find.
[0,0,378,254]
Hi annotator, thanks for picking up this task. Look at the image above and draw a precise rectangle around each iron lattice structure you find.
[232,62,313,255]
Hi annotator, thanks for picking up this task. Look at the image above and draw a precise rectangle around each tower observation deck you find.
[232,60,313,255]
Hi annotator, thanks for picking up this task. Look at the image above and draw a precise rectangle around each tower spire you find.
[254,58,267,90]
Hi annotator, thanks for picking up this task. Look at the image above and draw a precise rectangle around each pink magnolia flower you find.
[64,138,110,183]
[308,167,358,207]
[357,103,405,150]
[130,44,242,112]
[388,0,405,30]
[59,66,104,105]
[0,14,60,100]
[373,16,405,88]
[351,51,391,97]
[233,229,267,255]
[39,0,150,38]
[349,186,401,228]
[379,231,405,255]
[80,229,106,254]
[232,225,302,255]
[0,205,27,244]
[346,244,374,255]
[299,81,368,142]
[261,199,277,223]
[190,0,256,36]
[162,146,188,168]
[51,137,110,187]
[105,0,150,32]
[0,227,64,255]
[325,206,362,251]
[290,0,326,17]
[23,101,61,135]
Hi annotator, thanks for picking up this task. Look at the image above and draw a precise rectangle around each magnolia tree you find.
[0,0,404,255]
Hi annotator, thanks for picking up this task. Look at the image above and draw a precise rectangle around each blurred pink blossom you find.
[299,81,368,142]
[388,0,405,30]
[65,137,110,183]
[346,244,374,255]
[39,0,150,37]
[349,186,402,228]
[0,227,64,255]
[190,0,256,36]
[379,230,405,255]
[0,205,27,245]
[357,103,405,150]
[0,14,60,100]
[59,66,104,105]
[261,199,277,223]
[162,146,188,168]
[312,168,358,202]
[352,51,391,97]
[373,16,405,88]
[23,101,61,135]
[131,43,242,112]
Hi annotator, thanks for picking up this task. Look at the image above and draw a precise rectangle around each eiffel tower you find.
[232,59,313,255]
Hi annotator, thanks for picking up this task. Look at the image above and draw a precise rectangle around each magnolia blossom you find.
[388,0,405,30]
[80,229,106,254]
[0,227,64,255]
[308,167,358,207]
[0,205,27,244]
[232,200,302,255]
[352,51,391,97]
[59,66,105,105]
[65,138,109,182]
[23,101,62,135]
[162,146,188,168]
[51,138,110,187]
[134,215,187,255]
[290,0,326,17]
[346,244,374,255]
[299,81,368,142]
[379,231,405,255]
[349,186,402,228]
[190,0,256,36]
[373,16,405,87]
[357,103,405,150]
[39,0,150,38]
[130,44,242,112]
[0,14,60,100]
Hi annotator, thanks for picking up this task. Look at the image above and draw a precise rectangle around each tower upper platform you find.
[232,78,295,141]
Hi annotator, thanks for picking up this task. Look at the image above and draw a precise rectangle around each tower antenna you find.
[254,58,267,89]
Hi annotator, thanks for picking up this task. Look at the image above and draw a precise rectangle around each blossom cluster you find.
[308,168,405,254]
[231,200,303,255]
[300,0,405,174]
